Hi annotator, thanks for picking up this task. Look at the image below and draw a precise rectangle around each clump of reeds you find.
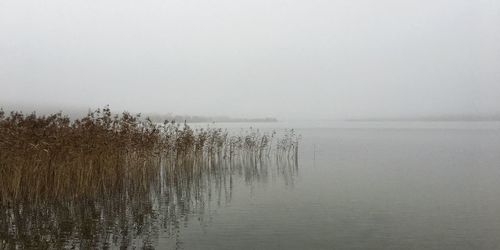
[0,107,299,205]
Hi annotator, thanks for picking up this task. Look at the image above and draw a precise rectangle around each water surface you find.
[179,121,500,249]
[3,121,500,249]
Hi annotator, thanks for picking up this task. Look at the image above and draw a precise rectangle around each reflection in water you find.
[0,156,298,249]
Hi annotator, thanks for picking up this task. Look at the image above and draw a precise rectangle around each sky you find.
[1,0,499,119]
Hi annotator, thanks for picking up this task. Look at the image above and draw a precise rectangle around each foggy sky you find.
[1,0,499,119]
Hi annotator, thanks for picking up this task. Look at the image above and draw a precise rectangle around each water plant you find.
[0,107,299,205]
[0,106,299,248]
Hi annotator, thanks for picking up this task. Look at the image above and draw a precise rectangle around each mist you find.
[1,0,499,120]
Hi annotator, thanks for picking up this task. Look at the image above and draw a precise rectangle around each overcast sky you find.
[1,0,499,119]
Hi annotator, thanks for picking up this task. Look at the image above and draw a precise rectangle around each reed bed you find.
[0,107,299,205]
[0,127,298,249]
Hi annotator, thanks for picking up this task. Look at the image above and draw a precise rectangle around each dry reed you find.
[0,107,299,205]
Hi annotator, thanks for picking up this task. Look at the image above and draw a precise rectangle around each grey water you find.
[171,121,500,250]
[3,121,500,249]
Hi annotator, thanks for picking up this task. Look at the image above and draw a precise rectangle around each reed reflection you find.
[0,148,298,249]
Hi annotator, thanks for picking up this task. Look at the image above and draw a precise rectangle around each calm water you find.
[3,121,500,249]
[173,121,500,250]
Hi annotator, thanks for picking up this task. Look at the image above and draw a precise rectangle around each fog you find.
[1,0,499,120]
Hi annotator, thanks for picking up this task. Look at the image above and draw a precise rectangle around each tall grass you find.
[0,106,299,248]
[0,107,299,205]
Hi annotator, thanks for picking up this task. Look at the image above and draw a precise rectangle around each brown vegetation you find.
[0,107,299,205]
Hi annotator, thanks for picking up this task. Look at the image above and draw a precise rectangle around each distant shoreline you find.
[147,116,278,123]
[346,117,500,122]
[183,119,279,123]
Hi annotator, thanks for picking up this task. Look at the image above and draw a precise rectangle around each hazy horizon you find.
[1,0,499,120]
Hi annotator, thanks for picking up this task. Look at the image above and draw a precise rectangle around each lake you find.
[164,121,500,250]
[2,121,500,249]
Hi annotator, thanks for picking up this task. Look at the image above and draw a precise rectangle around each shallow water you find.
[2,121,500,249]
